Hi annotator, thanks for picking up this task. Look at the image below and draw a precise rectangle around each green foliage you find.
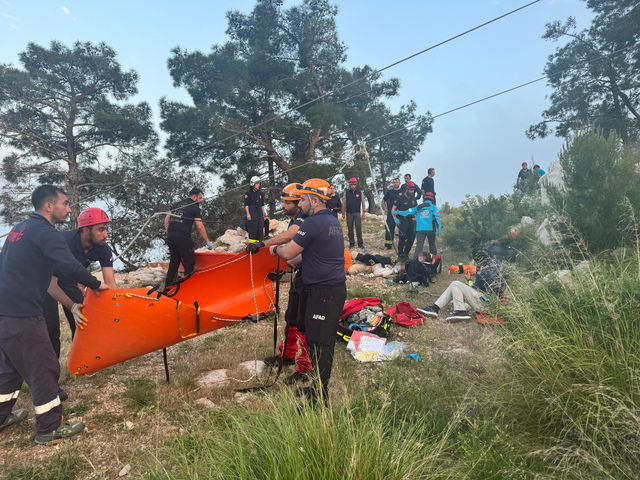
[0,40,158,224]
[527,1,640,144]
[441,192,535,253]
[161,0,431,212]
[124,378,157,409]
[551,127,640,252]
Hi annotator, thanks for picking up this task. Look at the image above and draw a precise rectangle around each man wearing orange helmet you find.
[270,178,346,405]
[245,184,312,382]
[43,207,117,359]
[341,177,365,248]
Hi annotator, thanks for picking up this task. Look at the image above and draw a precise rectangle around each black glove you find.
[246,241,265,254]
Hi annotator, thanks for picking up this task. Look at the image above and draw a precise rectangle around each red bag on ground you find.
[385,302,426,327]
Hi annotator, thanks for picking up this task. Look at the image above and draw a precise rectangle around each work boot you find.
[264,355,295,367]
[284,370,310,385]
[0,408,28,432]
[58,387,68,402]
[35,420,85,444]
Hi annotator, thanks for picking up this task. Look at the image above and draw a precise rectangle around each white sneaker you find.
[445,311,471,323]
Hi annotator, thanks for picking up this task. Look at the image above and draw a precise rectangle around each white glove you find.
[71,303,87,330]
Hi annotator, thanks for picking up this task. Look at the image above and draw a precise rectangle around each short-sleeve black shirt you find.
[383,188,402,217]
[244,188,264,215]
[167,198,202,238]
[393,194,418,215]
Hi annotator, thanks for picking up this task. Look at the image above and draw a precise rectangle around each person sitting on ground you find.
[422,247,507,322]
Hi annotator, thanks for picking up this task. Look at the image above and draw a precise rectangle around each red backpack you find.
[337,297,392,342]
[385,302,426,327]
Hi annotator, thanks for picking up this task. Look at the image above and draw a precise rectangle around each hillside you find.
[1,214,493,478]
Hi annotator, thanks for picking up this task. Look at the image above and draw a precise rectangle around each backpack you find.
[385,302,426,327]
[337,297,392,342]
[405,259,437,286]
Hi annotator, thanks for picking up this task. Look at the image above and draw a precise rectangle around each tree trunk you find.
[267,157,276,214]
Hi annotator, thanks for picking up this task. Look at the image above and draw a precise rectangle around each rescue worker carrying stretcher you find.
[270,179,347,405]
[43,207,118,402]
[245,184,312,383]
[0,185,110,444]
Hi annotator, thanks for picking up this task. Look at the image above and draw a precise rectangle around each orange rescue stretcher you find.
[67,250,279,376]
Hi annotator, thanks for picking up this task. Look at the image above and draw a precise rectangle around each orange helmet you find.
[78,208,110,228]
[297,178,331,200]
[281,183,301,201]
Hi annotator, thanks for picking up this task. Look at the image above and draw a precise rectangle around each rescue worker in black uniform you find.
[325,185,342,219]
[44,207,118,357]
[382,177,402,250]
[164,187,213,287]
[341,177,365,248]
[244,176,268,242]
[42,207,118,402]
[245,184,312,382]
[392,180,418,262]
[271,178,347,405]
[0,185,109,444]
[421,167,436,204]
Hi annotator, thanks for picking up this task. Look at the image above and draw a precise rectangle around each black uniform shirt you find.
[167,198,202,238]
[292,209,345,285]
[57,229,113,291]
[244,188,264,215]
[325,195,342,215]
[0,214,101,317]
[383,188,402,217]
[421,176,435,200]
[393,195,418,217]
[344,189,363,214]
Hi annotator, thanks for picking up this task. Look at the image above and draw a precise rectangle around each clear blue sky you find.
[1,0,594,206]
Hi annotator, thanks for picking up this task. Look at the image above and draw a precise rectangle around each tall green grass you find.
[495,246,640,478]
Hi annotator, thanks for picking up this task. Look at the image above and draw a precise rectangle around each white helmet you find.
[250,176,261,186]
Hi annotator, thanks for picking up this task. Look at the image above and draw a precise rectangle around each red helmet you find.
[406,180,416,190]
[349,177,357,185]
[281,183,302,201]
[522,162,528,167]
[424,192,435,202]
[298,178,331,200]
[78,208,110,228]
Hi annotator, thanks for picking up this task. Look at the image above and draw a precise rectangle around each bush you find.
[441,192,536,252]
[550,126,640,252]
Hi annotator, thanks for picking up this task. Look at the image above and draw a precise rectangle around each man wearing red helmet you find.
[341,177,365,248]
[271,179,346,405]
[43,206,118,363]
[517,162,532,183]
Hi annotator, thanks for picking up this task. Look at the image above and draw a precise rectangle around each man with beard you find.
[245,184,312,383]
[42,207,118,401]
[0,185,109,444]
[270,178,346,405]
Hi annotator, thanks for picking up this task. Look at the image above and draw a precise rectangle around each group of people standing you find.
[382,170,441,262]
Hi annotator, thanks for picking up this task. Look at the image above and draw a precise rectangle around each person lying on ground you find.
[422,247,507,323]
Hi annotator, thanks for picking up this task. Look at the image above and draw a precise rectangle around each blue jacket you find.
[397,200,441,233]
